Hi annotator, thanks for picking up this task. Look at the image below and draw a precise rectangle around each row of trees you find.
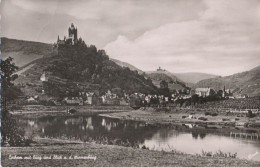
[175,94,226,107]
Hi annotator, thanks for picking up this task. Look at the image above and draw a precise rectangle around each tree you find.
[191,94,199,105]
[1,57,27,146]
[1,57,18,114]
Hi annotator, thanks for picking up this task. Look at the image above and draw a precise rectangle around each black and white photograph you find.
[1,0,260,166]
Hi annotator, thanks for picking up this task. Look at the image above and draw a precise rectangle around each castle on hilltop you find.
[55,23,108,59]
[57,23,79,46]
[157,66,166,72]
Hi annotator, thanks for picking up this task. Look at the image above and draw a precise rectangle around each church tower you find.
[222,85,226,98]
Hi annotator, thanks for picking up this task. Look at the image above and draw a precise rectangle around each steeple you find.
[222,85,226,98]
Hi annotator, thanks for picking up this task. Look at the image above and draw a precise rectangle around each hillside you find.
[173,72,218,84]
[7,38,158,98]
[110,58,144,74]
[195,66,260,97]
[1,38,55,67]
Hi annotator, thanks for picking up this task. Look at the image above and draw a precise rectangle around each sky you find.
[1,0,260,76]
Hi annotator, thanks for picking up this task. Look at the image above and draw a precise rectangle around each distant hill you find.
[173,72,218,84]
[145,70,189,91]
[195,66,260,97]
[2,38,158,97]
[110,58,144,74]
[108,59,190,91]
[0,37,55,67]
[101,58,217,84]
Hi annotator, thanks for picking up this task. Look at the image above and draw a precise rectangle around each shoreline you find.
[99,107,260,131]
[11,105,260,132]
[10,105,132,118]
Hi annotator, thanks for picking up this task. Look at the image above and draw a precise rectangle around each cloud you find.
[104,0,260,75]
[1,0,259,75]
[1,0,206,47]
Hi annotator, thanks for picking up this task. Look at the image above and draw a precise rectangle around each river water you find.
[18,114,260,161]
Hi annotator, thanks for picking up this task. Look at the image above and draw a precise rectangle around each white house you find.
[40,72,48,82]
[195,88,215,97]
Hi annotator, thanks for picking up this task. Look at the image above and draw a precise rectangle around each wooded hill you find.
[195,65,260,97]
[2,38,158,98]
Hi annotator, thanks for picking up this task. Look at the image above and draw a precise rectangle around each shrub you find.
[1,113,29,146]
[222,118,230,121]
[205,112,210,116]
[211,113,218,116]
[246,110,256,118]
[198,117,207,121]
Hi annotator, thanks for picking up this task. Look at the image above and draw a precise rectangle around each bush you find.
[222,118,230,121]
[246,110,256,118]
[1,112,31,146]
[205,112,210,116]
[198,117,207,121]
[205,112,218,116]
[211,113,218,116]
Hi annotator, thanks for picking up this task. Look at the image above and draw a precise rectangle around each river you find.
[17,114,260,161]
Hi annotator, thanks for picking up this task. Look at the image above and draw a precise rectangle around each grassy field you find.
[2,138,260,167]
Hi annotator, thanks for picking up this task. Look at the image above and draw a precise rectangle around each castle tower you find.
[68,23,78,45]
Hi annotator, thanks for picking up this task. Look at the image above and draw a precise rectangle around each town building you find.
[236,94,248,99]
[40,72,48,82]
[195,88,215,97]
[64,97,83,105]
[86,93,100,105]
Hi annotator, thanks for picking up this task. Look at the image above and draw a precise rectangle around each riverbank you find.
[2,138,260,167]
[100,107,260,130]
[10,105,132,118]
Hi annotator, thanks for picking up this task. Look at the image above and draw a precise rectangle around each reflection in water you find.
[86,117,94,130]
[19,115,260,161]
[28,120,34,127]
[144,132,260,161]
[192,132,206,139]
[230,132,260,140]
[101,118,112,131]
